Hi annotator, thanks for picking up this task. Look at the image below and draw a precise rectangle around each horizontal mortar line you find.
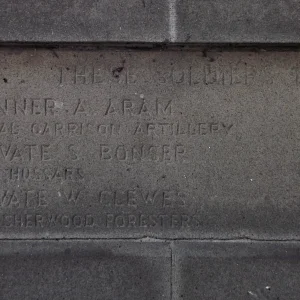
[2,42,300,51]
[0,237,300,243]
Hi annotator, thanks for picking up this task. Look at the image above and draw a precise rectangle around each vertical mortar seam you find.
[168,0,177,42]
[170,241,175,300]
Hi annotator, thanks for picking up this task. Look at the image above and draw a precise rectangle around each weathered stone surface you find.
[0,0,168,43]
[173,241,300,300]
[1,49,300,239]
[177,0,300,43]
[1,0,300,43]
[0,240,170,300]
[1,240,300,299]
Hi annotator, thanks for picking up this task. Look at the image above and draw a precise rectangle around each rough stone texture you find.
[0,240,171,300]
[177,0,300,43]
[1,0,300,43]
[0,0,168,43]
[1,49,300,239]
[1,240,300,299]
[173,241,300,300]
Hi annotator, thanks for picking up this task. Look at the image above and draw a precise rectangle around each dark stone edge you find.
[1,42,300,52]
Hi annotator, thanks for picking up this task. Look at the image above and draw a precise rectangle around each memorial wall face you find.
[0,48,300,239]
[2,1,300,298]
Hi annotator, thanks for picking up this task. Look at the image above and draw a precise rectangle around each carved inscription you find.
[104,99,173,116]
[4,167,84,182]
[133,122,233,136]
[0,98,61,116]
[59,62,254,86]
[0,213,202,229]
[99,144,186,162]
[0,189,48,209]
[31,122,121,136]
[3,49,297,239]
[99,189,186,208]
[0,144,52,162]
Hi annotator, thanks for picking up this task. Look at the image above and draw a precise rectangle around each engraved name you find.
[99,189,186,208]
[99,144,186,162]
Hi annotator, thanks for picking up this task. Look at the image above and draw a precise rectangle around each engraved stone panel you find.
[0,240,170,300]
[173,241,300,300]
[0,49,300,239]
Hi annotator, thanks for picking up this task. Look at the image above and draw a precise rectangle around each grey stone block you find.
[0,240,171,300]
[1,49,300,239]
[0,0,168,43]
[1,0,300,43]
[176,0,300,43]
[173,241,300,300]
